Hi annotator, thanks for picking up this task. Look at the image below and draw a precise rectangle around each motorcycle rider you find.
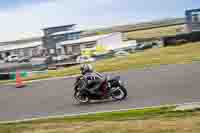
[80,64,105,96]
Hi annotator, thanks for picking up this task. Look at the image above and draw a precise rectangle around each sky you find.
[0,0,199,42]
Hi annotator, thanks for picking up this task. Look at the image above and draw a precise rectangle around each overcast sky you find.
[0,0,199,42]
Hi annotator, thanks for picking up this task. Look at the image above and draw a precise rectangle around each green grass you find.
[0,107,167,132]
[47,41,200,77]
[1,42,200,85]
[29,106,174,123]
[1,106,200,133]
[125,25,183,40]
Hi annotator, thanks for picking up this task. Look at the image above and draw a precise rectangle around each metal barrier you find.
[0,71,45,80]
[0,73,10,80]
[9,71,29,80]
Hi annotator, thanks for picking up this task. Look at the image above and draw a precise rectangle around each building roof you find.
[51,30,82,36]
[0,37,42,45]
[0,41,42,52]
[43,24,77,36]
[186,8,200,13]
[43,24,76,31]
[57,33,115,46]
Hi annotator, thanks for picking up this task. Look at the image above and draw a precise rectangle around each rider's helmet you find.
[80,64,93,75]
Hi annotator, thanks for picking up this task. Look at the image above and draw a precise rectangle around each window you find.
[74,34,78,40]
[68,34,72,40]
[74,34,80,39]
[192,14,200,22]
[85,43,95,48]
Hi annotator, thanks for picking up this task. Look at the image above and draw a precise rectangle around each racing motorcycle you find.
[73,75,127,104]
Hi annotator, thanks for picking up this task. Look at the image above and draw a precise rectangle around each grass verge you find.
[1,42,200,85]
[32,42,200,77]
[1,106,200,133]
[125,25,182,40]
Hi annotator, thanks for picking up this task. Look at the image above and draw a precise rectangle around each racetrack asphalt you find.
[0,63,200,122]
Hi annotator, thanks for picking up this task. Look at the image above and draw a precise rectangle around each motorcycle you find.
[73,75,127,104]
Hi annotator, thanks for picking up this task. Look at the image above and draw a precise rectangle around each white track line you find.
[1,101,200,124]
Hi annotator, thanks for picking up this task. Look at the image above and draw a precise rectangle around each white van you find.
[76,56,95,63]
[4,55,19,62]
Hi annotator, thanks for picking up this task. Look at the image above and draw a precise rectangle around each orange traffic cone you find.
[16,71,25,88]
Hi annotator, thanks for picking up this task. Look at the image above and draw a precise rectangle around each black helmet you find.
[80,64,93,75]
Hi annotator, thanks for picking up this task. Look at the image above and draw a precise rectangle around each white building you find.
[0,32,135,60]
[0,39,43,59]
[57,32,131,56]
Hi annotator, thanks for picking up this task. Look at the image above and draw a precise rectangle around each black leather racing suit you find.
[82,72,104,95]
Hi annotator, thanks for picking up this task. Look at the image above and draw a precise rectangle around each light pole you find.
[55,43,58,65]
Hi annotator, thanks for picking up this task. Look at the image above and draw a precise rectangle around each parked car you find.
[52,55,69,62]
[4,55,19,62]
[76,56,96,63]
[53,55,68,61]
[44,55,70,64]
[114,51,129,57]
[18,56,31,63]
[135,43,159,51]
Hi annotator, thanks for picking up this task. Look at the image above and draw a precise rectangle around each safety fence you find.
[0,70,48,81]
[162,31,200,46]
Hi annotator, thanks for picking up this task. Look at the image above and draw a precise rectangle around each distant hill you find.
[82,18,185,37]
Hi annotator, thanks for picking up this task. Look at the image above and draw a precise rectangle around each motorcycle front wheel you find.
[74,91,90,104]
[111,85,127,100]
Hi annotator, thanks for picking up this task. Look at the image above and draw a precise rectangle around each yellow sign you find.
[81,44,108,57]
[96,45,106,52]
[81,49,92,57]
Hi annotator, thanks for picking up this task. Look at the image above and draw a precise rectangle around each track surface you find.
[1,63,200,122]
